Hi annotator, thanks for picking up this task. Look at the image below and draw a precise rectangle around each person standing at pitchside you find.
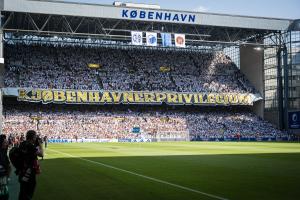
[0,134,11,200]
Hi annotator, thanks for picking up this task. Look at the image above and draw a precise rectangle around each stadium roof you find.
[0,0,294,45]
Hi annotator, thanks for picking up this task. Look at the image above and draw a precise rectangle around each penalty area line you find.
[48,148,229,200]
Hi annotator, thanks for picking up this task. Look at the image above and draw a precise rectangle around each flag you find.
[131,31,143,45]
[175,34,185,48]
[161,33,172,47]
[146,32,158,46]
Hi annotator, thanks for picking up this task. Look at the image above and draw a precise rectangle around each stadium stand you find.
[4,43,255,93]
[3,103,285,142]
[3,42,286,141]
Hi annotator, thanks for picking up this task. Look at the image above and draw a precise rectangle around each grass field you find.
[35,142,300,200]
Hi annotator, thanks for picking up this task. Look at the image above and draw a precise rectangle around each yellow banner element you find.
[87,63,101,69]
[159,66,171,72]
[17,89,254,106]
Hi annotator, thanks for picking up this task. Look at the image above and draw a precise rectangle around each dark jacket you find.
[0,150,9,177]
[18,141,39,183]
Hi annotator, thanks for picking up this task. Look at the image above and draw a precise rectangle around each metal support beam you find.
[27,13,40,31]
[74,17,85,33]
[1,12,13,29]
[3,28,278,48]
[96,18,107,35]
[40,15,52,31]
[107,20,121,35]
[277,45,284,130]
[283,44,289,130]
[62,16,74,33]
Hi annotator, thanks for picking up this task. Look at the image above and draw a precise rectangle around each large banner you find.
[175,34,186,48]
[131,31,143,45]
[161,33,172,47]
[146,32,158,46]
[16,88,260,106]
[288,111,300,129]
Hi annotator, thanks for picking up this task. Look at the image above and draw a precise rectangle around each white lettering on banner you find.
[122,9,196,23]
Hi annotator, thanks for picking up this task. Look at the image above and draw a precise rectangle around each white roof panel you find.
[1,0,292,30]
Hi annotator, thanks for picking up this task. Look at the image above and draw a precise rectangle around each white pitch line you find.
[48,148,229,200]
[49,149,228,200]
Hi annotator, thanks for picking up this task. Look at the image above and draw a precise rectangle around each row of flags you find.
[131,31,186,48]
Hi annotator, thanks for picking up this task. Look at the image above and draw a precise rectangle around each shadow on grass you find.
[32,153,300,200]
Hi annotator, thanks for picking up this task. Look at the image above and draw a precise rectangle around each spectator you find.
[0,134,10,200]
[2,42,283,143]
[3,104,285,141]
[4,43,256,94]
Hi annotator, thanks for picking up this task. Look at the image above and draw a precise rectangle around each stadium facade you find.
[0,0,299,139]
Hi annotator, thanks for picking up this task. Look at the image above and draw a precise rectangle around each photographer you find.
[18,130,44,200]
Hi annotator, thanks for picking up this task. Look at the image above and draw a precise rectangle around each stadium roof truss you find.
[0,0,293,48]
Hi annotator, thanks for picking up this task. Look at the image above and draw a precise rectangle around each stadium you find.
[0,0,300,199]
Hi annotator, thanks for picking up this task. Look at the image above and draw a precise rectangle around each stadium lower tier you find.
[2,103,286,141]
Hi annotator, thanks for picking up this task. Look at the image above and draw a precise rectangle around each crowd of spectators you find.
[4,43,256,93]
[2,43,285,142]
[2,104,285,141]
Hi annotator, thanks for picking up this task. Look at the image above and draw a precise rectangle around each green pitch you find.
[35,142,300,200]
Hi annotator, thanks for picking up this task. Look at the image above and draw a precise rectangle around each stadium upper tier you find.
[4,43,256,94]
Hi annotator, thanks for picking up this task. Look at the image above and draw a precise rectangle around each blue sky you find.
[62,0,300,19]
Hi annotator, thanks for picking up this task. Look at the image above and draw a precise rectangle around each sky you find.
[61,0,300,19]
